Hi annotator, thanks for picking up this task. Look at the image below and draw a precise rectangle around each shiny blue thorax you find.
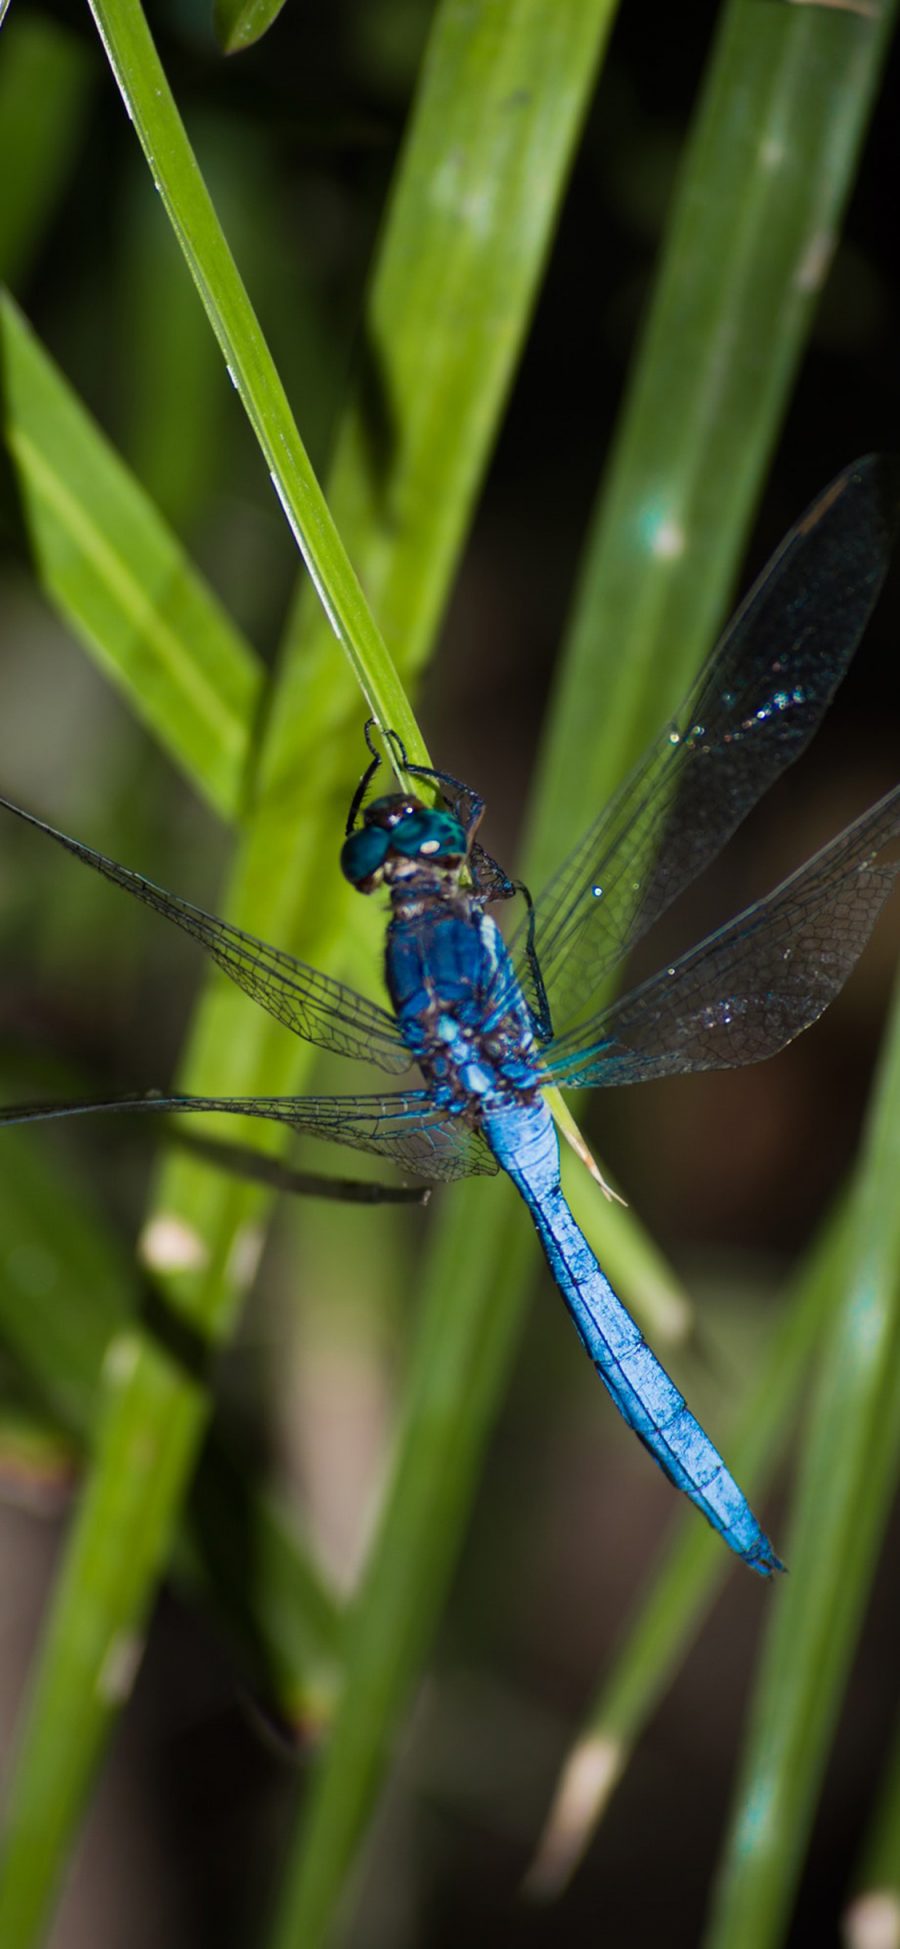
[385,878,540,1114]
[341,789,543,1115]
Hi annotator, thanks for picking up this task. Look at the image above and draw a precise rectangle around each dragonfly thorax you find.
[341,792,467,896]
[385,900,542,1116]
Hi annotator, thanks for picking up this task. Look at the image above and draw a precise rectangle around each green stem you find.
[86,0,424,759]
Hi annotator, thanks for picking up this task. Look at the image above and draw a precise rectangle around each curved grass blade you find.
[86,0,422,760]
[703,969,900,1949]
[0,293,261,816]
[213,0,288,56]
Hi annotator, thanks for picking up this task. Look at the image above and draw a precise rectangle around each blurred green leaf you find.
[559,1141,691,1346]
[273,0,613,692]
[115,166,230,535]
[179,1429,343,1735]
[87,0,424,760]
[0,1327,202,1942]
[527,0,898,889]
[213,0,288,56]
[527,1200,851,1897]
[847,1702,900,1945]
[0,1406,77,1504]
[0,293,261,817]
[273,1184,537,1949]
[0,1132,341,1729]
[0,1136,126,1437]
[704,971,900,1949]
[0,17,92,289]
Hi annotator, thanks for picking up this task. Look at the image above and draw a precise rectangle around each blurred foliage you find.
[0,1,898,1946]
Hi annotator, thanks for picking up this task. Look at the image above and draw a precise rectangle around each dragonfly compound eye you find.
[390,809,466,862]
[363,794,423,829]
[340,823,391,890]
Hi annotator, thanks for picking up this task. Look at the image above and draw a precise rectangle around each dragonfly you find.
[1,454,899,1576]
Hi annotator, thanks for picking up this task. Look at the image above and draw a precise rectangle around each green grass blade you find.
[179,1429,342,1735]
[270,1185,535,1949]
[87,0,421,756]
[0,1134,341,1731]
[0,292,261,816]
[116,164,230,535]
[0,1139,125,1438]
[527,0,898,888]
[0,1328,202,1947]
[273,0,615,687]
[268,2,898,1939]
[559,1143,691,1346]
[704,975,900,1949]
[0,18,92,288]
[527,1201,851,1896]
[846,1703,900,1946]
[213,0,288,56]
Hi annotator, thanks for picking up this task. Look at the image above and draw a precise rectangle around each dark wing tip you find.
[839,452,900,551]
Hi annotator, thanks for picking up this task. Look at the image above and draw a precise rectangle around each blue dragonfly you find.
[2,454,900,1575]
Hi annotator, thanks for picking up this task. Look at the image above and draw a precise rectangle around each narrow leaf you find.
[704,971,900,1949]
[86,0,423,759]
[0,1133,341,1722]
[0,18,92,288]
[527,1201,850,1896]
[213,0,288,57]
[1,293,261,817]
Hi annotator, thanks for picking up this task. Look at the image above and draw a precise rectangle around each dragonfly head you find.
[340,793,467,894]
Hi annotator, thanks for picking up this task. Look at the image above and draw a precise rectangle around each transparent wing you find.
[0,1088,497,1183]
[545,785,900,1089]
[0,796,410,1074]
[155,1129,429,1204]
[512,456,900,1036]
